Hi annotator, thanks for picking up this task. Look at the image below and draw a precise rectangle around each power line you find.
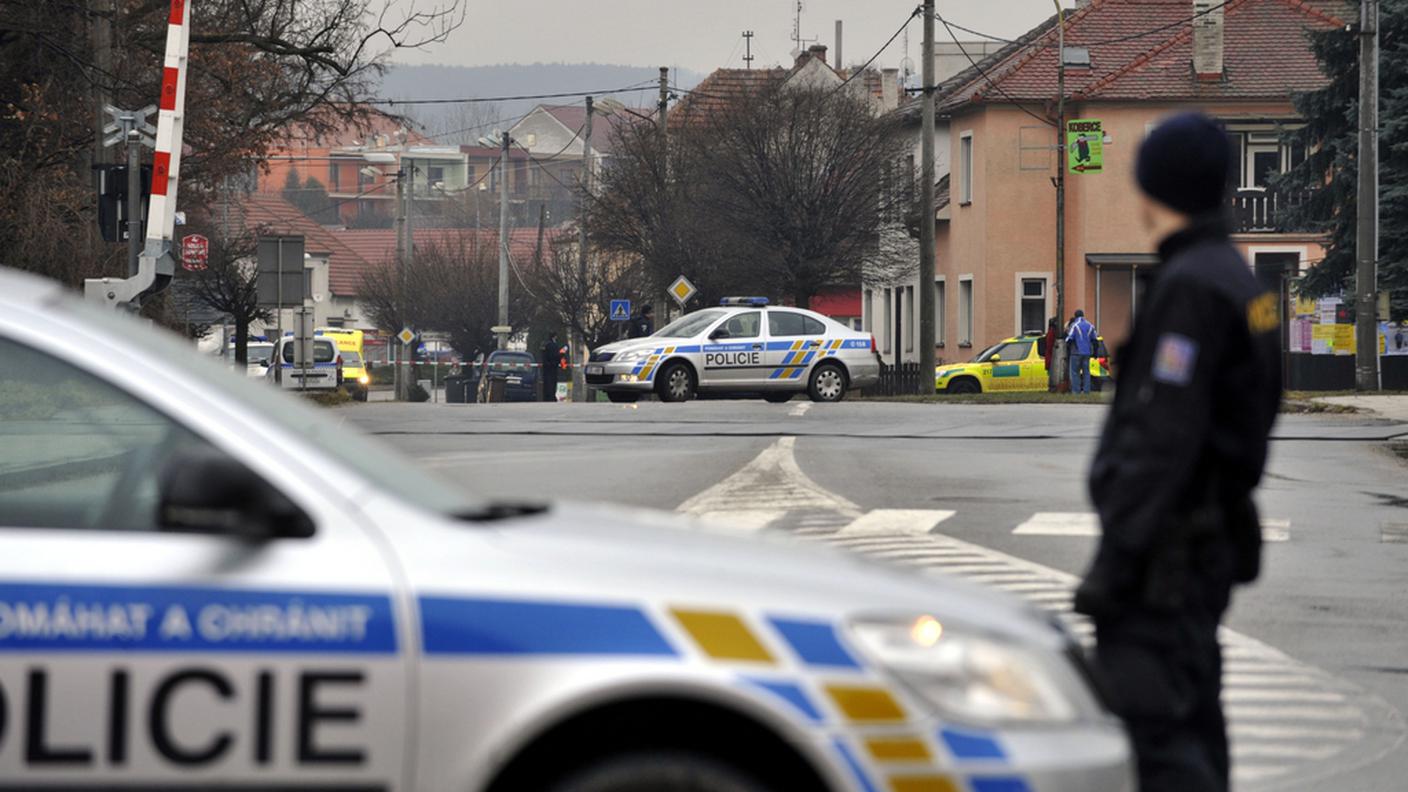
[836,7,922,92]
[937,13,1055,127]
[931,0,1236,50]
[368,81,657,107]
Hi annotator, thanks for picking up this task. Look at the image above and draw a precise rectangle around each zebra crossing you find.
[678,438,1404,791]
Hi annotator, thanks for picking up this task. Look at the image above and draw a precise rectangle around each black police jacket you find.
[628,316,654,339]
[1078,218,1282,614]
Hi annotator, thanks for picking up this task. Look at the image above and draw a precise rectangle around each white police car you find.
[587,298,881,403]
[0,269,1131,791]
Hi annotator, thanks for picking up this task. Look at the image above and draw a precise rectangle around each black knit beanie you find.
[1136,112,1232,216]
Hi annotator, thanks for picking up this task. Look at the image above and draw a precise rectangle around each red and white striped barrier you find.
[147,0,190,255]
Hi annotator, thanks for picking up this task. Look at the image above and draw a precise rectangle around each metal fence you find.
[862,362,928,397]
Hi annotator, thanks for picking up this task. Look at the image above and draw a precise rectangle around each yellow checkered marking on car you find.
[670,609,776,663]
[887,775,960,792]
[864,737,932,762]
[825,684,907,723]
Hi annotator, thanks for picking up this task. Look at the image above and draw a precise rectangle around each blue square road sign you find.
[610,299,632,322]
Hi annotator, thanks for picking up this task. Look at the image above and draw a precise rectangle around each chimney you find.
[881,68,900,110]
[808,43,829,65]
[1192,0,1225,80]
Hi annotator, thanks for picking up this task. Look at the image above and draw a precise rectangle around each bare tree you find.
[0,0,464,285]
[524,241,650,351]
[179,223,269,365]
[405,101,506,146]
[588,76,914,309]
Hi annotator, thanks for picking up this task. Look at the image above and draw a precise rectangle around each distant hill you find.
[378,63,705,142]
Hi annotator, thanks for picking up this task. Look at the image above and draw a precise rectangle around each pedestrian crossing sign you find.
[610,299,631,322]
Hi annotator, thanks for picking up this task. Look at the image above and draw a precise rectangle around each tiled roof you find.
[334,227,556,279]
[941,0,1346,112]
[540,105,646,154]
[669,67,789,128]
[211,192,370,297]
[271,107,429,149]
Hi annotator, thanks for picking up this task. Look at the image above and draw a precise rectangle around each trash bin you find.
[444,375,469,403]
[486,375,508,403]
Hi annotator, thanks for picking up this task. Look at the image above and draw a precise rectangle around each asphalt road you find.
[343,398,1408,791]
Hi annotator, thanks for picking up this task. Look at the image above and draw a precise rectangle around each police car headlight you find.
[615,350,648,363]
[850,616,1084,725]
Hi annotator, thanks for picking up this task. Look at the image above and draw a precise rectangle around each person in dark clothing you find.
[1043,317,1060,391]
[628,304,655,339]
[1074,113,1282,792]
[539,333,561,402]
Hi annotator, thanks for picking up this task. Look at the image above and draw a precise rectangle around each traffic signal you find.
[93,163,151,243]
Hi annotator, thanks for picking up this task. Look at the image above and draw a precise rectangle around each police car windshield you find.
[655,309,727,338]
[57,297,480,516]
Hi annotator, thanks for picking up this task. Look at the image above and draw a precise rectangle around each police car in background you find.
[0,269,1131,792]
[587,298,882,403]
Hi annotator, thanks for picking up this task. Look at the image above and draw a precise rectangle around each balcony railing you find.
[1230,188,1311,233]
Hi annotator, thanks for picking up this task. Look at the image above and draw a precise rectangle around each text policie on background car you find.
[0,269,1132,792]
[587,298,882,403]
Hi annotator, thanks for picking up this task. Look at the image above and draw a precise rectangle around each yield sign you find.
[668,275,697,308]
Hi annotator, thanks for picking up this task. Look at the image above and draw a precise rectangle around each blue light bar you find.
[720,296,770,307]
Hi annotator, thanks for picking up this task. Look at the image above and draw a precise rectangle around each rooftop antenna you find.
[743,30,755,69]
[791,0,817,59]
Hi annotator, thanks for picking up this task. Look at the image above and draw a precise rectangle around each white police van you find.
[0,269,1131,791]
[587,298,881,403]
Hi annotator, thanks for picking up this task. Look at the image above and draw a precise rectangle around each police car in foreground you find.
[0,269,1131,791]
[587,298,882,403]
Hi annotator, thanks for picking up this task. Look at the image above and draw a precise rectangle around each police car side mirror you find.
[156,445,314,540]
[709,328,731,340]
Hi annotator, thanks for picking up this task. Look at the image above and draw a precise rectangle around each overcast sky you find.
[393,1,1071,74]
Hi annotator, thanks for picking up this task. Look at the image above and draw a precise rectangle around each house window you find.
[467,166,476,184]
[959,133,974,204]
[328,163,340,190]
[935,280,946,346]
[427,165,445,185]
[959,278,973,345]
[303,267,314,300]
[904,286,915,353]
[1020,277,1047,335]
[883,288,893,355]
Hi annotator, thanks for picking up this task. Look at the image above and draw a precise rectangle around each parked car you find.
[467,350,539,402]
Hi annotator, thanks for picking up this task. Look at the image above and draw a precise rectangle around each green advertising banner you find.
[1067,118,1103,174]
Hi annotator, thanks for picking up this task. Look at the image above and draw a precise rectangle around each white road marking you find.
[837,509,955,535]
[788,402,812,417]
[675,438,1403,791]
[1014,511,1291,542]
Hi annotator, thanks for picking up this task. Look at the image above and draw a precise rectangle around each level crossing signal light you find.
[93,164,152,244]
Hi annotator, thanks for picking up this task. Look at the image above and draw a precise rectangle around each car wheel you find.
[763,392,793,404]
[807,363,847,403]
[656,362,696,403]
[549,753,774,792]
[354,388,369,402]
[947,378,981,394]
[606,391,640,403]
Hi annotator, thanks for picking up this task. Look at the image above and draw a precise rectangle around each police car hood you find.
[594,338,672,356]
[461,501,1062,648]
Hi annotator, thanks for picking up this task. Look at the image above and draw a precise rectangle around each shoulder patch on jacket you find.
[1153,333,1198,387]
[1248,292,1280,335]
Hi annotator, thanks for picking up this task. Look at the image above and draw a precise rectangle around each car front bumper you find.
[585,359,658,391]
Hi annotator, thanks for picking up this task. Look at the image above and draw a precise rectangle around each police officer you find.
[539,332,561,402]
[628,304,655,339]
[1074,113,1282,792]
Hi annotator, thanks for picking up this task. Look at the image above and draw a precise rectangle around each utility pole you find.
[743,31,755,69]
[92,0,114,169]
[574,96,594,403]
[497,132,512,350]
[394,163,406,399]
[1052,0,1068,390]
[1355,0,1380,390]
[402,162,416,400]
[125,130,143,277]
[835,21,843,69]
[917,0,936,393]
[658,67,670,133]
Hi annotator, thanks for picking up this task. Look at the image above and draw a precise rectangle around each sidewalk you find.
[1315,394,1408,423]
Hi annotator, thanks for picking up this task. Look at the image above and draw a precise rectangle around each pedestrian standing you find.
[1066,310,1097,394]
[539,332,561,402]
[628,304,656,339]
[1074,113,1282,792]
[1044,317,1060,390]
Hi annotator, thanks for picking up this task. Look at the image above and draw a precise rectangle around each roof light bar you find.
[720,296,770,306]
